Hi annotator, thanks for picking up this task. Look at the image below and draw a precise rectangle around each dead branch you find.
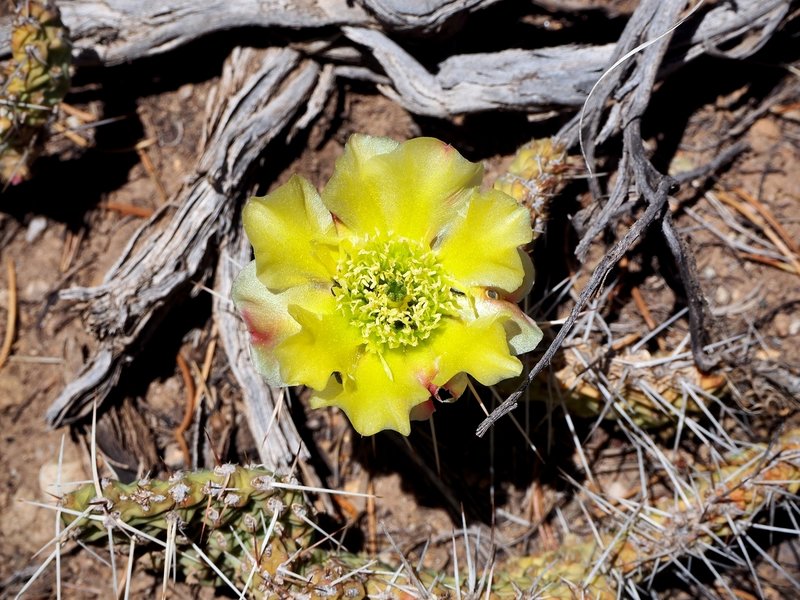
[1,0,787,111]
[477,0,771,435]
[343,27,614,118]
[359,0,500,32]
[47,48,328,472]
[343,0,789,118]
[0,0,496,64]
[1,1,368,64]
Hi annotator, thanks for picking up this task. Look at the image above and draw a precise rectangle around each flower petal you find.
[319,134,398,236]
[440,372,469,402]
[435,188,532,293]
[507,249,536,303]
[473,288,543,355]
[309,349,435,436]
[432,316,523,387]
[244,174,338,292]
[322,135,483,242]
[275,304,363,391]
[409,399,436,422]
[232,261,330,386]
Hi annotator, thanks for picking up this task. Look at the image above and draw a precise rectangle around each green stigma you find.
[333,237,457,351]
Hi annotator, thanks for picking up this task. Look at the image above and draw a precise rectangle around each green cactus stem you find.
[0,0,71,185]
[60,429,800,598]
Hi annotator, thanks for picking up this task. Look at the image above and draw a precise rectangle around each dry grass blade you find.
[739,253,799,274]
[734,187,800,255]
[100,201,155,219]
[0,256,17,369]
[59,102,95,123]
[174,352,195,467]
[134,139,168,204]
[717,189,800,275]
[49,121,89,147]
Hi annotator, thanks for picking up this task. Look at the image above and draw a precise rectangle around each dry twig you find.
[0,256,17,370]
[174,352,195,467]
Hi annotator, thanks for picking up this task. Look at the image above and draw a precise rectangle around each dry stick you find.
[101,201,155,219]
[175,352,196,467]
[624,257,668,350]
[195,329,218,405]
[59,102,96,123]
[611,332,642,352]
[135,139,169,204]
[717,190,800,275]
[477,178,673,437]
[59,229,84,273]
[569,0,755,257]
[625,109,720,373]
[573,0,666,203]
[50,121,90,147]
[630,286,657,331]
[600,3,737,373]
[740,253,799,274]
[479,0,684,436]
[0,256,17,369]
[661,213,719,372]
[569,0,691,245]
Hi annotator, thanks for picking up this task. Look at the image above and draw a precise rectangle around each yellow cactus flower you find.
[233,135,542,436]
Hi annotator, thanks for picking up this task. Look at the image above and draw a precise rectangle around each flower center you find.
[333,237,457,351]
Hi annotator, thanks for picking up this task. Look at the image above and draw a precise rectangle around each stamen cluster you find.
[333,237,457,351]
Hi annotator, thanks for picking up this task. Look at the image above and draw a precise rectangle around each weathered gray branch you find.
[478,0,764,434]
[344,26,613,117]
[360,0,499,32]
[48,48,323,442]
[4,0,786,119]
[1,1,369,64]
[558,0,791,150]
[343,0,791,118]
[0,0,495,64]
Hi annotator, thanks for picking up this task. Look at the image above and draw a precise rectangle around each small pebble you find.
[23,280,49,302]
[714,286,730,304]
[789,318,800,337]
[39,460,85,496]
[162,444,185,471]
[25,216,47,243]
[606,481,629,501]
[177,83,194,101]
[774,313,790,337]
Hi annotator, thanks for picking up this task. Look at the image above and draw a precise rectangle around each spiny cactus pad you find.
[493,137,571,241]
[0,0,71,184]
[61,465,315,596]
[61,429,800,598]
